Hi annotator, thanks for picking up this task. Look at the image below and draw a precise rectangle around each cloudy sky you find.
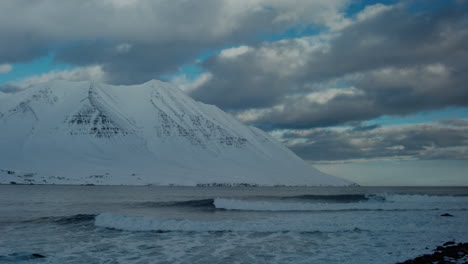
[1,0,467,185]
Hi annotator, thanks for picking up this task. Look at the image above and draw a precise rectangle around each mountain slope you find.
[0,80,351,186]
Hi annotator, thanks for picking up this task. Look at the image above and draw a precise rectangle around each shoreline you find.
[397,242,468,264]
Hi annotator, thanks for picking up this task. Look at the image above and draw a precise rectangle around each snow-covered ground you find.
[0,80,350,186]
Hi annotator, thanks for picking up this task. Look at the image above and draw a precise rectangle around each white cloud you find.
[356,4,395,22]
[236,104,284,123]
[115,43,133,53]
[7,65,107,89]
[353,63,453,92]
[266,0,349,27]
[0,64,12,74]
[328,3,395,31]
[0,0,349,45]
[218,34,333,79]
[305,87,363,104]
[388,145,405,150]
[170,72,213,93]
[219,45,251,59]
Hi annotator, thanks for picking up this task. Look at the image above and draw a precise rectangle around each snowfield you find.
[0,80,351,186]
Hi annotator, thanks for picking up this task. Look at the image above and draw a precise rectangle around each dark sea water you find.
[1,185,467,263]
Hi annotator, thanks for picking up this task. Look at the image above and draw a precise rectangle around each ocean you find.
[1,185,467,264]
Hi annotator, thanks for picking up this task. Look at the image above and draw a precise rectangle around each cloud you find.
[234,87,369,128]
[0,0,348,73]
[55,42,207,85]
[0,65,107,92]
[170,72,213,93]
[234,62,468,129]
[278,123,468,163]
[1,1,467,142]
[219,45,252,59]
[114,43,133,54]
[0,83,22,93]
[0,64,12,74]
[190,2,468,129]
[440,119,468,127]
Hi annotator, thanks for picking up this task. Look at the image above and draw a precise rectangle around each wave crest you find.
[213,194,468,211]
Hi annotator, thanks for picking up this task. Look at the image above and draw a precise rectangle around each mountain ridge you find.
[0,80,351,186]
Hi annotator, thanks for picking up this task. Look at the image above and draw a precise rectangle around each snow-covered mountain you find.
[0,80,351,186]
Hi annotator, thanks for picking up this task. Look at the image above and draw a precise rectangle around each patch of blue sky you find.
[0,53,73,85]
[365,106,468,126]
[196,49,219,62]
[343,0,464,18]
[256,24,325,42]
[159,64,205,82]
[405,0,466,14]
[256,1,403,42]
[345,0,399,17]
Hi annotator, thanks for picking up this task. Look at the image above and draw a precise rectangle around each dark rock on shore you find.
[32,253,46,258]
[397,242,468,264]
[441,213,454,217]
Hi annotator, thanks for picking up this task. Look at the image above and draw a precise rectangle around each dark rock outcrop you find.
[440,213,454,217]
[397,242,468,264]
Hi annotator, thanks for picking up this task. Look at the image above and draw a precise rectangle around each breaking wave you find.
[94,194,468,233]
[129,193,468,212]
[94,207,468,233]
[213,194,468,211]
[282,194,370,202]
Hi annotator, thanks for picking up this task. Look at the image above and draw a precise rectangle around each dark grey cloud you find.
[0,83,23,93]
[302,5,468,81]
[56,42,207,85]
[191,52,292,109]
[0,36,49,64]
[244,62,468,129]
[440,119,468,127]
[1,0,467,167]
[191,2,468,129]
[352,124,380,131]
[280,123,468,162]
[0,0,347,82]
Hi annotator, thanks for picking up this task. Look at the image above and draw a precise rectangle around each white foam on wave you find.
[95,210,468,233]
[214,194,468,211]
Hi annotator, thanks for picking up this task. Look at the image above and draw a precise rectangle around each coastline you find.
[397,242,468,264]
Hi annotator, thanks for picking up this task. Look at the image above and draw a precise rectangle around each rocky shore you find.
[397,242,468,264]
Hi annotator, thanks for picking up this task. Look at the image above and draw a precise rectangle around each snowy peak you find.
[0,80,351,186]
